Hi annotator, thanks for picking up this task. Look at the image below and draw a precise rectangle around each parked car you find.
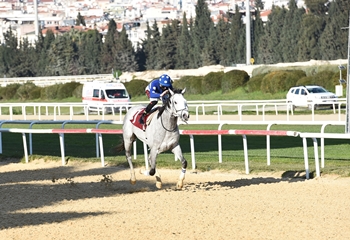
[286,85,338,110]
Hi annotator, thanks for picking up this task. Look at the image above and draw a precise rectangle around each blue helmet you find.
[159,74,172,87]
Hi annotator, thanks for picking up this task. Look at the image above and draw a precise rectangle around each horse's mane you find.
[157,88,183,118]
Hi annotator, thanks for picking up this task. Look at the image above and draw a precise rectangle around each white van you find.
[82,80,131,114]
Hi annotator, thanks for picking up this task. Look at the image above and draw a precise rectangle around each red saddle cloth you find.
[130,108,158,131]
[130,108,148,130]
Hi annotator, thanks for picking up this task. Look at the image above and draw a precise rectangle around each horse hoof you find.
[149,168,156,176]
[176,181,183,189]
[130,179,136,185]
[156,176,162,189]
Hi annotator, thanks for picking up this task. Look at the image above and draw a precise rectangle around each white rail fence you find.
[0,99,347,121]
[0,74,111,87]
[0,119,348,180]
[299,131,350,179]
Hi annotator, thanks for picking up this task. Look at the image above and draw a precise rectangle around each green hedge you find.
[202,72,224,94]
[0,83,21,100]
[16,82,39,100]
[173,75,193,90]
[246,73,267,93]
[221,70,249,93]
[261,70,306,94]
[73,84,83,98]
[124,79,148,97]
[57,82,82,99]
[187,76,203,94]
[41,84,60,100]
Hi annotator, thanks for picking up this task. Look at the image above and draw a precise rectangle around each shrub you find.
[312,70,337,91]
[294,70,340,92]
[246,73,267,93]
[261,70,306,94]
[296,76,314,86]
[173,75,193,90]
[28,87,42,100]
[221,70,249,93]
[186,76,203,94]
[72,84,83,99]
[42,84,60,100]
[252,64,339,77]
[124,79,148,97]
[57,82,82,99]
[16,82,40,100]
[202,72,224,94]
[0,83,21,100]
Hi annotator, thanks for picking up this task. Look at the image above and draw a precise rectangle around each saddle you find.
[130,107,158,130]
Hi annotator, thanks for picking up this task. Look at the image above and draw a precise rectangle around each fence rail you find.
[0,99,347,122]
[0,119,347,180]
[0,74,111,87]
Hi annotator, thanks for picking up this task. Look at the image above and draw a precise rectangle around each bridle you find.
[160,93,188,132]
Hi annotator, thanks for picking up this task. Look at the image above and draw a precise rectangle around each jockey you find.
[139,74,173,124]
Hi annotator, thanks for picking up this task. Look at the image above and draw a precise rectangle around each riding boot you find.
[139,112,146,124]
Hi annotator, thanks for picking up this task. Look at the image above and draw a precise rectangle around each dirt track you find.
[1,160,350,240]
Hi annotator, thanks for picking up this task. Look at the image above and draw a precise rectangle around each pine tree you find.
[297,14,326,61]
[176,13,193,69]
[0,28,21,77]
[79,29,103,74]
[215,18,230,66]
[76,12,86,26]
[280,0,305,62]
[36,29,55,76]
[16,38,36,77]
[101,19,118,73]
[252,9,264,64]
[114,27,138,72]
[256,17,274,63]
[319,0,350,60]
[156,20,180,70]
[192,0,212,67]
[227,6,244,65]
[201,24,217,66]
[46,31,80,75]
[270,6,287,63]
[144,20,161,70]
[135,42,146,71]
[304,0,329,15]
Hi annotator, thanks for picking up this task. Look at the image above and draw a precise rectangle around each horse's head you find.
[167,88,190,122]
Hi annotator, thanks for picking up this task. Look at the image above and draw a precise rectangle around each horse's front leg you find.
[148,149,162,189]
[172,145,187,189]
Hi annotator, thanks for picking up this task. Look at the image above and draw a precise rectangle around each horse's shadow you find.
[180,170,308,191]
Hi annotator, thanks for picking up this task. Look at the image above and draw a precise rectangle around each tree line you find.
[0,0,349,78]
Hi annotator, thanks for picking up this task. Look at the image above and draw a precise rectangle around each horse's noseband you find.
[179,109,189,122]
[171,96,189,122]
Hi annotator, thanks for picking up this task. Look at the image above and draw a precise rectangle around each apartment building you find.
[0,0,294,48]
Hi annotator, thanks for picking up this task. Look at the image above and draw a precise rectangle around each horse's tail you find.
[115,139,125,153]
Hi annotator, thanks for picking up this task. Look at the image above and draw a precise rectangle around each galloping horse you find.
[116,88,190,189]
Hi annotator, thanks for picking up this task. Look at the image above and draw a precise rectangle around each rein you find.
[160,112,178,132]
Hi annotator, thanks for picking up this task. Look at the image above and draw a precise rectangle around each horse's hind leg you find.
[125,138,136,185]
[155,169,162,189]
[172,145,187,189]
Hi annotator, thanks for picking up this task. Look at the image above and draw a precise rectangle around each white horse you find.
[116,88,190,189]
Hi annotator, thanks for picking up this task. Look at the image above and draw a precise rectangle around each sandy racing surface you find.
[1,160,350,240]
